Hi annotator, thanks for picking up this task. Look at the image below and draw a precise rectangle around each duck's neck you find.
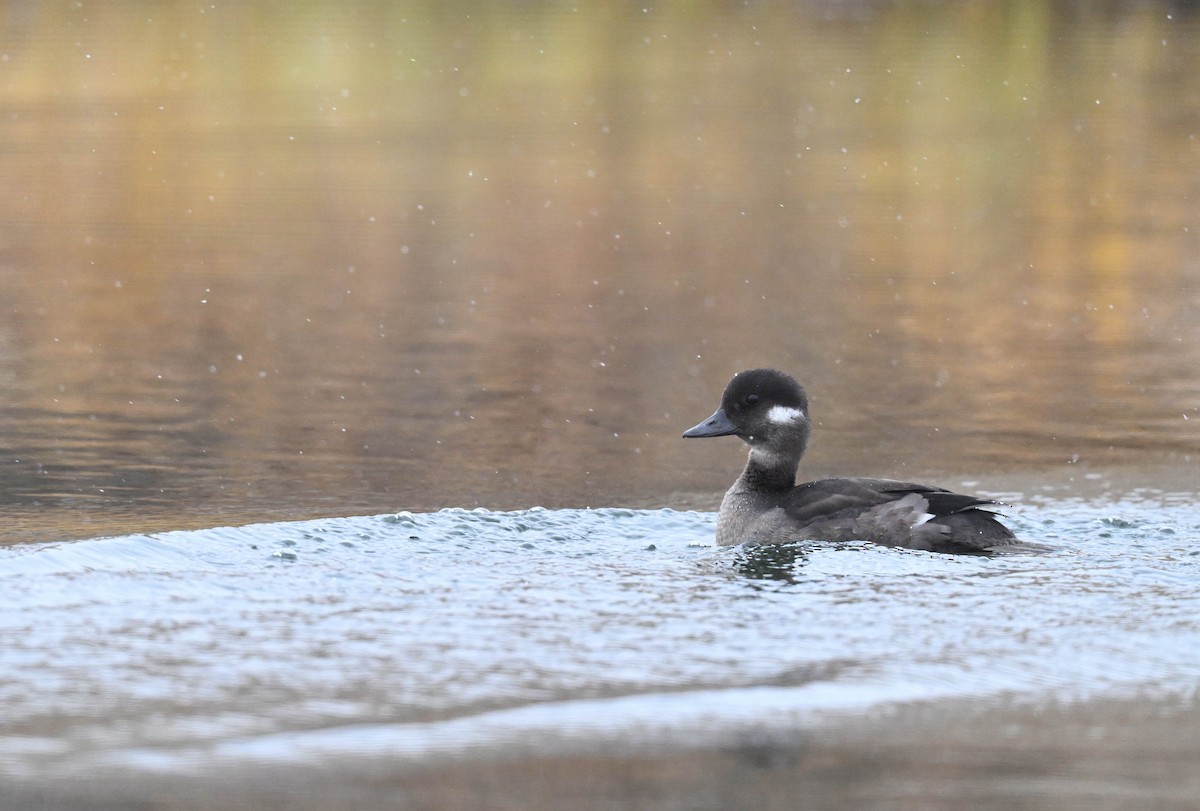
[738,446,800,493]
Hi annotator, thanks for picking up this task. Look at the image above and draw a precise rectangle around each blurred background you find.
[1,1,1198,541]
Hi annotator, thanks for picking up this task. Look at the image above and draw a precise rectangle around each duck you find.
[683,368,1028,554]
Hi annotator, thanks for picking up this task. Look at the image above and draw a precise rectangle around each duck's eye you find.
[745,394,760,406]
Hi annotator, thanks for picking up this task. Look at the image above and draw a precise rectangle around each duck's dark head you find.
[683,368,811,463]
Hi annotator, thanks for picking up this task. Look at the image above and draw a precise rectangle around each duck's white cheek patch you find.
[766,405,804,425]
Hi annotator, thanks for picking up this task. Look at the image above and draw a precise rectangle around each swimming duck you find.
[683,368,1025,554]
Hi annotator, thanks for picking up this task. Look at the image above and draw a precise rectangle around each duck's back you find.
[726,476,1017,554]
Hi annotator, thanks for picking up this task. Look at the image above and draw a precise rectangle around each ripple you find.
[2,496,1199,777]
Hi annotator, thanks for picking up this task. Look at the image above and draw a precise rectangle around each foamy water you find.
[2,493,1199,778]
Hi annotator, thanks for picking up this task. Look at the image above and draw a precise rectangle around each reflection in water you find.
[1,4,1199,541]
[731,542,818,584]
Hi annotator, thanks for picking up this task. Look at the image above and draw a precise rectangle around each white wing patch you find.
[766,405,804,425]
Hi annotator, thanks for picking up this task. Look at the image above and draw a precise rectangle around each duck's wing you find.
[782,477,1028,553]
[878,481,999,515]
[782,477,995,523]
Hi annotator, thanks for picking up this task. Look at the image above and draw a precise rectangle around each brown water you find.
[3,3,1199,543]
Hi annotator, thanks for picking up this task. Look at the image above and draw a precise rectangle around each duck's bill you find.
[682,408,738,438]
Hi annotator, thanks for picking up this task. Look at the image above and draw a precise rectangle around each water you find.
[3,2,1200,804]
[3,492,1198,781]
[3,3,1200,543]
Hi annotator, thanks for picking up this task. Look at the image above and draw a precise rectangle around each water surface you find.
[3,490,1199,784]
[2,3,1200,806]
[1,2,1198,540]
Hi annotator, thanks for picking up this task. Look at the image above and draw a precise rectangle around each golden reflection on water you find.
[1,2,1198,537]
